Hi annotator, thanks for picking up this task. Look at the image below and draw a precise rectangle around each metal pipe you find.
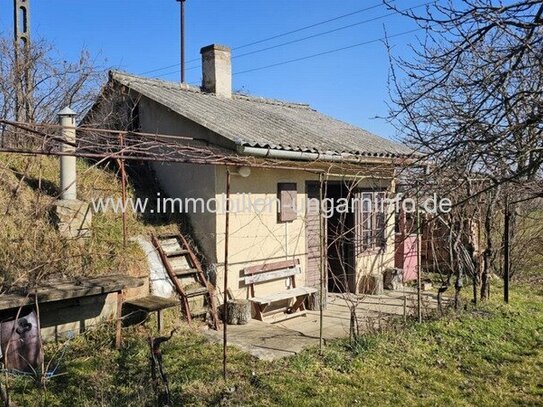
[118,133,128,247]
[179,0,186,83]
[58,107,77,200]
[223,168,231,381]
[318,172,324,354]
[238,145,401,165]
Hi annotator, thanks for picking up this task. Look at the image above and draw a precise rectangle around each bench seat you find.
[242,259,317,321]
[251,287,317,305]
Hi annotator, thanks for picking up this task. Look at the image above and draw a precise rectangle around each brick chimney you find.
[200,44,232,98]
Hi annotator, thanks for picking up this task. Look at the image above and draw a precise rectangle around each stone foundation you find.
[54,199,92,238]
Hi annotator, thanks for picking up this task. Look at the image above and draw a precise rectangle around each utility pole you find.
[177,0,186,83]
[13,0,31,122]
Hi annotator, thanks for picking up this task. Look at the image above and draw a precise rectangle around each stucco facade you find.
[122,81,399,300]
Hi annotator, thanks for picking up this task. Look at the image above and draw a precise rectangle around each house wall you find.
[214,167,396,299]
[138,96,219,262]
[137,95,397,300]
[214,166,320,300]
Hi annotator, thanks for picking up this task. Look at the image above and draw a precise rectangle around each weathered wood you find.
[251,287,317,305]
[169,256,192,274]
[161,238,188,256]
[244,259,299,275]
[151,234,193,323]
[243,266,300,285]
[0,275,144,311]
[244,258,316,321]
[151,233,220,330]
[226,299,251,325]
[157,310,163,333]
[115,290,124,349]
[124,295,179,313]
[177,233,220,330]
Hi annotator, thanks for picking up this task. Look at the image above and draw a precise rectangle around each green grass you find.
[7,286,543,406]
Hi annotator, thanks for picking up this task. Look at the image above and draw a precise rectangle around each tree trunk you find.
[226,300,251,325]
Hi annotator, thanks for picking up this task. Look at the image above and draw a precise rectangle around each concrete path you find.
[204,318,320,361]
[204,289,442,360]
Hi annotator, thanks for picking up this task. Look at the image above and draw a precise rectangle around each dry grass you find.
[0,153,173,290]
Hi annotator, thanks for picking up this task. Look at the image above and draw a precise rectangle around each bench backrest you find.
[242,259,300,292]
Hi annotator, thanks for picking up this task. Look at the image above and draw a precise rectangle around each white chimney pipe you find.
[58,106,77,201]
[200,44,232,98]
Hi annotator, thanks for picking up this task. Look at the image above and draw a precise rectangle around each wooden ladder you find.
[151,233,219,330]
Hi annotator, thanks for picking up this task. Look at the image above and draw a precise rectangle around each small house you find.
[88,44,413,312]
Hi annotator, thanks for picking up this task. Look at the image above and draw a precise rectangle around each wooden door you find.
[305,181,323,288]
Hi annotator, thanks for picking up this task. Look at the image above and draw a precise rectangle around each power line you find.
[138,1,391,76]
[233,28,422,76]
[231,1,392,51]
[148,1,431,80]
[232,1,431,61]
[155,28,423,79]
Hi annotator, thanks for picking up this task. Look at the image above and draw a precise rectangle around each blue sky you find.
[1,0,424,140]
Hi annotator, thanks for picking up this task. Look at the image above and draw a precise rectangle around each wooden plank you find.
[174,268,198,277]
[160,239,186,256]
[0,275,144,311]
[159,237,179,246]
[244,259,299,275]
[151,233,193,323]
[250,287,318,305]
[185,287,208,298]
[177,233,219,330]
[243,267,300,285]
[124,295,179,312]
[115,290,124,349]
[169,256,192,272]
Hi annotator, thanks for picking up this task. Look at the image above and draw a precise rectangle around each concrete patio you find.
[205,288,442,360]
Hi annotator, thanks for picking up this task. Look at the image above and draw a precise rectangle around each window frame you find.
[277,182,298,223]
[356,189,388,254]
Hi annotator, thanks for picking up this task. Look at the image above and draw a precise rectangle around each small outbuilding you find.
[87,43,414,314]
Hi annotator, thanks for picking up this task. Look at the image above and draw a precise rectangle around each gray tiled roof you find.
[110,70,411,158]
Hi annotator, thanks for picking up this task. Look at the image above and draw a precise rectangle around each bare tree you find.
[0,36,103,147]
[386,0,543,293]
[387,0,542,189]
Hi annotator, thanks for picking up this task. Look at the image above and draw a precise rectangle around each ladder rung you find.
[166,248,189,257]
[158,233,180,239]
[174,268,198,277]
[185,287,209,298]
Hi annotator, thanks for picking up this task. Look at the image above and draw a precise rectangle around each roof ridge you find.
[233,93,312,110]
[110,70,202,93]
[109,70,312,110]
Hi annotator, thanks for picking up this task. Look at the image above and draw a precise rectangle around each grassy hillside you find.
[0,153,162,289]
[7,285,543,406]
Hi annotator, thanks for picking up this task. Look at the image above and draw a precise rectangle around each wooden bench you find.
[242,259,317,321]
[123,295,179,333]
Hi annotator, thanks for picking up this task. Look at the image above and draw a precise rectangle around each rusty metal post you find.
[118,133,128,248]
[13,0,31,123]
[177,0,186,83]
[223,168,231,380]
[318,172,324,354]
